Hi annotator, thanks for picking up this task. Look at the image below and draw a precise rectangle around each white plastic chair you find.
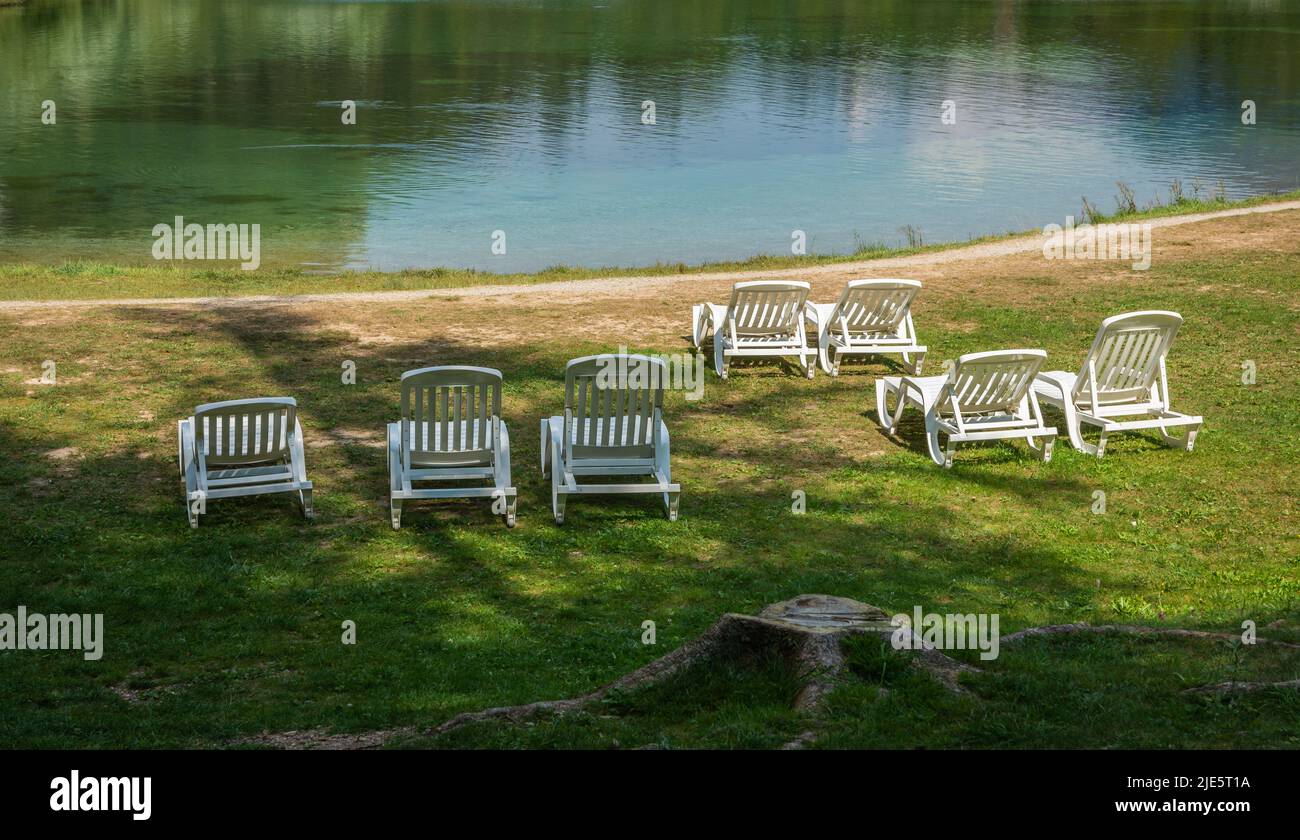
[876,350,1057,467]
[805,279,927,375]
[177,397,313,527]
[387,366,517,528]
[1033,311,1201,457]
[691,281,815,379]
[540,354,680,524]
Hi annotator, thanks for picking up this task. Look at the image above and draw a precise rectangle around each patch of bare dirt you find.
[309,427,384,449]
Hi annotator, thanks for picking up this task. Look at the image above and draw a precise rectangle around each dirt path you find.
[2,200,1298,311]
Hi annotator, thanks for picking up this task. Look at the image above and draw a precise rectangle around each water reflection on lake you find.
[1,0,1297,272]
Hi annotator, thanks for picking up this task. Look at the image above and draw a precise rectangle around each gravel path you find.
[3,200,1297,311]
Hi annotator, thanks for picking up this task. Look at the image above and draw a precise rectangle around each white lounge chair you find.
[387,366,517,528]
[178,397,313,527]
[1033,311,1201,457]
[804,278,927,375]
[691,280,816,379]
[540,354,680,524]
[876,350,1056,467]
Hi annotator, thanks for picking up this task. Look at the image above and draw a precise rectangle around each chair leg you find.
[492,488,517,527]
[552,480,566,525]
[1156,417,1199,452]
[550,439,566,525]
[539,418,550,477]
[818,333,835,376]
[183,464,203,529]
[176,420,186,478]
[925,417,954,468]
[653,421,678,520]
[691,304,709,350]
[875,380,895,431]
[386,422,406,529]
[494,424,517,528]
[1027,433,1055,463]
[714,338,728,380]
[1023,393,1056,463]
[877,380,908,434]
[1059,402,1103,457]
[299,488,315,521]
[180,420,201,527]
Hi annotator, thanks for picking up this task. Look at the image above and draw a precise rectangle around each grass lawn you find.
[0,206,1296,748]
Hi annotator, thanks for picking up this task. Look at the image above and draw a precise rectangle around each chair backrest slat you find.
[1073,311,1182,405]
[194,397,297,466]
[726,281,810,336]
[411,382,424,449]
[947,350,1047,414]
[836,279,921,334]
[564,354,666,461]
[263,410,273,459]
[399,366,502,462]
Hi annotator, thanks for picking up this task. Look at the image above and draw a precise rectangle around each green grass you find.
[409,634,1300,750]
[1085,182,1297,225]
[3,188,1296,302]
[0,233,1297,748]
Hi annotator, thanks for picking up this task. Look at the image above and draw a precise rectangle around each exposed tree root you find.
[1000,622,1300,649]
[232,603,1299,749]
[231,726,418,750]
[781,730,820,750]
[432,595,976,740]
[1183,679,1300,696]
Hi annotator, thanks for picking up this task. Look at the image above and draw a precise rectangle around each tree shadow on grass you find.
[0,302,1278,746]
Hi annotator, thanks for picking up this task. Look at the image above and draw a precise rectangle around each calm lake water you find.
[1,0,1298,272]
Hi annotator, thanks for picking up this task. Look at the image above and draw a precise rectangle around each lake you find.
[1,0,1297,273]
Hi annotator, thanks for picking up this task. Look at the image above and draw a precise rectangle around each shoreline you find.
[2,191,1300,309]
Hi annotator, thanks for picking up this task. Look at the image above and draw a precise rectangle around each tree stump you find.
[432,594,977,736]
